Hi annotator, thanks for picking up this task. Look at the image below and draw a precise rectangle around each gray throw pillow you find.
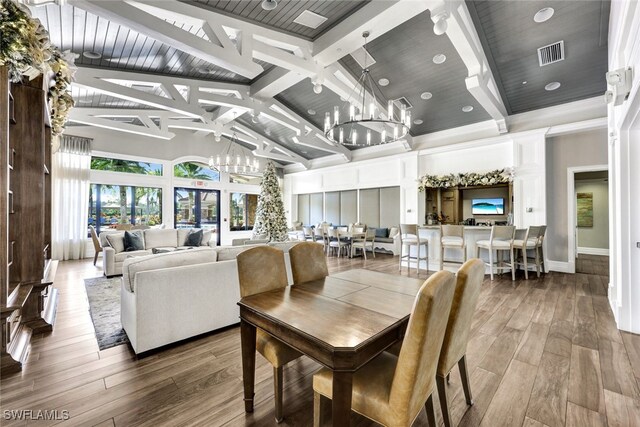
[185,229,203,247]
[124,231,145,252]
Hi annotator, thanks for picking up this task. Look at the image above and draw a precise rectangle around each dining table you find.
[238,269,426,426]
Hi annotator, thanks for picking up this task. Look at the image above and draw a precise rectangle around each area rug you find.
[84,276,130,351]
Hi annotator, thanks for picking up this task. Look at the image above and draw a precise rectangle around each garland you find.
[0,0,76,136]
[418,168,514,191]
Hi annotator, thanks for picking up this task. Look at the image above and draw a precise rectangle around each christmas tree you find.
[253,162,288,242]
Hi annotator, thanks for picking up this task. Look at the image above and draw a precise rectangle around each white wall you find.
[576,179,609,254]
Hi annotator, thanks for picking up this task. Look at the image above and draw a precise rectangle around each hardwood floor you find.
[1,254,639,426]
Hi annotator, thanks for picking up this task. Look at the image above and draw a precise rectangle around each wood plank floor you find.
[1,253,639,426]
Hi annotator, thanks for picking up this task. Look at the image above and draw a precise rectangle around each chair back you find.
[537,225,547,245]
[437,259,485,376]
[313,227,325,241]
[400,224,418,238]
[366,229,376,242]
[302,226,314,239]
[337,226,348,233]
[389,270,456,423]
[289,242,329,284]
[490,225,515,242]
[89,225,101,251]
[353,226,366,234]
[236,246,288,298]
[441,225,464,239]
[524,226,541,243]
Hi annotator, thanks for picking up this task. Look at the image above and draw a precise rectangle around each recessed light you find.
[433,54,446,64]
[378,78,390,86]
[534,7,554,23]
[261,0,277,11]
[545,81,561,91]
[420,92,433,100]
[307,109,316,115]
[522,81,528,85]
[82,51,102,59]
[462,105,474,112]
[413,119,424,125]
[197,67,216,74]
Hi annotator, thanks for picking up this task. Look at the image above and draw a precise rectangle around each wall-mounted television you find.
[472,198,505,215]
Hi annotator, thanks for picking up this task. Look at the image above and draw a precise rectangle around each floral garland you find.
[418,168,514,191]
[0,0,76,136]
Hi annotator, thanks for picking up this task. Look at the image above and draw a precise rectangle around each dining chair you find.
[312,227,326,251]
[236,246,303,423]
[89,225,102,266]
[513,226,542,279]
[435,258,485,427]
[399,224,429,273]
[537,225,547,274]
[302,226,315,242]
[440,225,467,270]
[476,225,516,280]
[289,242,329,284]
[328,228,349,258]
[349,228,368,259]
[312,270,456,427]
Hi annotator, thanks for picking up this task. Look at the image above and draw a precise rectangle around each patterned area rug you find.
[84,276,130,351]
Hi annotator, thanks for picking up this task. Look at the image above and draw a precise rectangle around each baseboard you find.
[546,260,574,273]
[577,247,610,256]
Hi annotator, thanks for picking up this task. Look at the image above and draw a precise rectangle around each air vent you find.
[537,41,564,66]
[350,47,376,69]
[393,97,413,110]
[293,10,328,29]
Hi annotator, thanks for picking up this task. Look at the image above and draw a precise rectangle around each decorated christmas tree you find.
[252,162,288,242]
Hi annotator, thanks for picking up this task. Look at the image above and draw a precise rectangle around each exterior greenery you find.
[173,162,219,181]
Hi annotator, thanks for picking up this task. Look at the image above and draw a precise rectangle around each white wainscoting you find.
[577,247,610,256]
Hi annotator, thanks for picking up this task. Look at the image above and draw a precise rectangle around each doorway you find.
[174,188,221,246]
[567,166,609,276]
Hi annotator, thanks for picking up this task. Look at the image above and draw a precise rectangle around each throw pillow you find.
[374,228,389,239]
[185,229,203,247]
[389,226,399,238]
[124,231,145,252]
[105,233,125,253]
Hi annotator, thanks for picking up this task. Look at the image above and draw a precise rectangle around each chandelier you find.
[208,133,260,174]
[324,31,411,147]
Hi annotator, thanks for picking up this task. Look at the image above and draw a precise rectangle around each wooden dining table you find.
[238,269,426,426]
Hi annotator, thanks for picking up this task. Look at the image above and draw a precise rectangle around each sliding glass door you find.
[174,188,220,245]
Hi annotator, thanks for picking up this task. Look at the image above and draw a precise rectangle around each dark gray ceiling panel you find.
[467,0,610,114]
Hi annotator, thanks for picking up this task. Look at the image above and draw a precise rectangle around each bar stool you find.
[476,225,516,281]
[399,224,429,273]
[513,226,541,279]
[440,225,466,270]
[537,225,547,274]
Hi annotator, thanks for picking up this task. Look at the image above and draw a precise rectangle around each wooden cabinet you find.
[1,66,58,374]
[441,188,461,224]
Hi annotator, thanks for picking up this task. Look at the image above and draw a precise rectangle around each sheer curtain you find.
[52,135,91,260]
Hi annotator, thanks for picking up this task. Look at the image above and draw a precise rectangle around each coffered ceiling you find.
[27,0,610,169]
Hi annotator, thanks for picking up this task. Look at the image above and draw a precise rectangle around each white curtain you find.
[52,135,91,260]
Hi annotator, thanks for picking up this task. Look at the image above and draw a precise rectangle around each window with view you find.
[230,193,258,231]
[88,184,162,235]
[91,156,163,175]
[173,162,220,181]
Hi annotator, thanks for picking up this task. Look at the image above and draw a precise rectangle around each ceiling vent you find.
[293,10,328,29]
[393,96,413,110]
[537,40,564,66]
[350,47,376,69]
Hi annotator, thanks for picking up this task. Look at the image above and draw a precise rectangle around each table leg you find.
[332,370,353,426]
[240,319,257,413]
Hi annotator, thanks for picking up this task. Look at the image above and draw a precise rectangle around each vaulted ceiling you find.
[28,0,610,170]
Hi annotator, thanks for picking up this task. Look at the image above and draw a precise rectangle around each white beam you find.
[68,109,175,140]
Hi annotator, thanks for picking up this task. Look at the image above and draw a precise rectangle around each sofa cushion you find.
[99,230,122,248]
[115,249,152,263]
[375,228,389,239]
[122,248,217,292]
[124,231,145,252]
[144,229,178,249]
[376,237,395,243]
[105,233,126,253]
[186,229,203,246]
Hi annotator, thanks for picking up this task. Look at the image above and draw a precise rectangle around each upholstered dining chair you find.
[435,258,485,427]
[399,224,429,273]
[302,226,315,242]
[236,246,303,423]
[476,225,516,280]
[312,270,456,427]
[513,226,542,279]
[327,228,349,258]
[312,227,326,252]
[289,242,329,284]
[89,225,102,266]
[440,225,467,270]
[350,228,374,259]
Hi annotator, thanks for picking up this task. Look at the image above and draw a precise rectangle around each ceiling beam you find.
[68,109,176,140]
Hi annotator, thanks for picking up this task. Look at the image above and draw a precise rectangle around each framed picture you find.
[577,192,593,227]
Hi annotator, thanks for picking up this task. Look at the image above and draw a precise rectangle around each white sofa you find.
[100,228,216,277]
[372,226,401,255]
[120,241,300,354]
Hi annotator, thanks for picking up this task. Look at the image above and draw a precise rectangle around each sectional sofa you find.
[120,241,300,354]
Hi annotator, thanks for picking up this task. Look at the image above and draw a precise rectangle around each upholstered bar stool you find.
[440,225,467,271]
[289,242,329,284]
[236,246,303,423]
[513,226,541,279]
[476,225,516,280]
[399,224,429,273]
[312,271,456,427]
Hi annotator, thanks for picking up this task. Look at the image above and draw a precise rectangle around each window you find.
[229,173,261,185]
[88,184,162,234]
[91,156,163,175]
[173,162,219,181]
[174,188,221,245]
[230,193,258,231]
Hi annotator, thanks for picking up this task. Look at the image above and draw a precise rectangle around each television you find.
[472,198,505,215]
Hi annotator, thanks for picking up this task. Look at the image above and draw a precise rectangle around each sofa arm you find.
[103,247,116,277]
